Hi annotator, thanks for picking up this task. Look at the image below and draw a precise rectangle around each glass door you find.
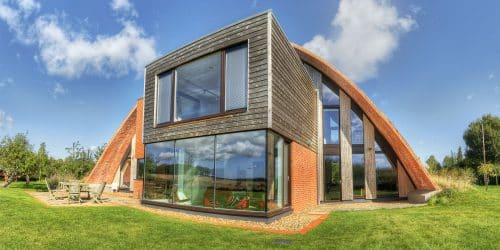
[324,155,341,200]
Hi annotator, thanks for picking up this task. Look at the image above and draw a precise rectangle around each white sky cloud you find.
[0,110,14,130]
[35,16,156,78]
[0,0,156,79]
[466,93,474,101]
[0,0,38,43]
[488,72,495,80]
[303,0,416,83]
[110,0,137,17]
[51,82,67,99]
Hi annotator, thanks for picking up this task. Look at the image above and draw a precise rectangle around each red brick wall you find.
[290,142,318,212]
[133,179,143,199]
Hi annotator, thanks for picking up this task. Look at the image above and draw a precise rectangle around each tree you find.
[442,154,456,169]
[478,163,494,190]
[463,114,500,168]
[492,164,500,186]
[92,143,107,162]
[36,143,50,180]
[426,155,441,173]
[0,133,34,187]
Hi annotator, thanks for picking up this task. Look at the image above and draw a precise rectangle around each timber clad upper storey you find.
[143,12,317,153]
[134,11,437,217]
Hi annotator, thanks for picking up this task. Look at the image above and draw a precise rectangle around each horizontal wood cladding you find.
[143,12,270,143]
[270,17,317,152]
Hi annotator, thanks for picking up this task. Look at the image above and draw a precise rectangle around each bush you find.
[428,188,458,206]
[429,168,475,191]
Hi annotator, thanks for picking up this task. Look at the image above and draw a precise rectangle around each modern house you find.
[88,11,437,218]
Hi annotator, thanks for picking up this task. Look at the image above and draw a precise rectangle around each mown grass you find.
[0,182,499,249]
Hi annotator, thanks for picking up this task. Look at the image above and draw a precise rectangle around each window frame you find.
[154,42,249,128]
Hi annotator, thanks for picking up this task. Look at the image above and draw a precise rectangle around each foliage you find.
[0,185,499,249]
[0,133,35,184]
[429,168,475,191]
[463,114,500,167]
[425,155,441,173]
[428,188,458,206]
[0,134,101,183]
[478,163,494,190]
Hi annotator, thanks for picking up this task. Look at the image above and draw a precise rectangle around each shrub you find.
[429,168,475,191]
[428,188,458,206]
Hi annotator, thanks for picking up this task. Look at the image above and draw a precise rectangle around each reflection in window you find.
[215,131,266,211]
[156,72,172,124]
[175,52,221,121]
[324,155,341,200]
[144,142,175,201]
[225,44,248,110]
[322,82,340,106]
[174,136,215,207]
[353,154,365,198]
[143,130,290,212]
[351,111,364,144]
[267,132,290,211]
[376,153,398,197]
[323,109,339,144]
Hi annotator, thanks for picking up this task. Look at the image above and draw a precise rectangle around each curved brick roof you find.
[292,44,437,191]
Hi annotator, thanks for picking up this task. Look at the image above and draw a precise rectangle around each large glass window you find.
[144,142,175,202]
[174,136,215,207]
[155,43,248,125]
[322,81,340,106]
[175,53,221,121]
[323,109,339,144]
[156,72,172,124]
[351,111,364,145]
[376,153,398,197]
[143,130,289,213]
[353,154,365,198]
[267,132,290,211]
[225,44,248,110]
[215,131,266,211]
[324,155,341,200]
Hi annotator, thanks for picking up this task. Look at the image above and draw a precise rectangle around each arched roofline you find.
[292,43,437,191]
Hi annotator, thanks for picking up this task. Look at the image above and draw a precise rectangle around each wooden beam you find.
[339,90,353,200]
[364,114,376,199]
[398,160,415,198]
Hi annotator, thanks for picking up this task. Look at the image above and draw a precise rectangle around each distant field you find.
[0,182,499,249]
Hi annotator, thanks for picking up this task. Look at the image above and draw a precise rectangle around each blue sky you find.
[0,0,499,163]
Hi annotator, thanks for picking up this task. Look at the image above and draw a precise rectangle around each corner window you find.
[143,130,289,213]
[155,43,248,126]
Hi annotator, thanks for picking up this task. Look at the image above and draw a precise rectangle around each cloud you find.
[34,16,156,78]
[0,110,14,130]
[0,77,14,87]
[0,0,38,43]
[110,0,137,17]
[466,93,473,101]
[488,73,495,80]
[303,0,416,82]
[0,0,157,79]
[51,82,67,99]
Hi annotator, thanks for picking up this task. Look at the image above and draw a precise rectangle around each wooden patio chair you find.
[67,181,82,204]
[45,178,64,200]
[91,182,106,204]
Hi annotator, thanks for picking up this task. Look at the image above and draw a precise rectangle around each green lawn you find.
[0,182,499,249]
